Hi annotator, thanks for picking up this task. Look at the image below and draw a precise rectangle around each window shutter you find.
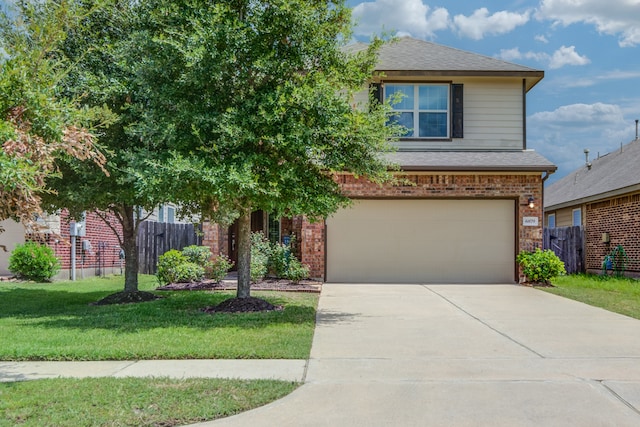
[370,82,383,107]
[451,84,463,138]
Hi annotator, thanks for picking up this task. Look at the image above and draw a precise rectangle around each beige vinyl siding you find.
[352,76,525,150]
[391,77,524,151]
[554,207,575,227]
[0,219,25,275]
[352,88,370,110]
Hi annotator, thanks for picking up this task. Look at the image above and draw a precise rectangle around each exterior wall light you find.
[521,196,535,208]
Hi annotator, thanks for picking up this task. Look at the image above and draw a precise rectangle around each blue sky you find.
[346,0,640,183]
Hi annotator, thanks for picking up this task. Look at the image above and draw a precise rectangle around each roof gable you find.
[346,37,544,91]
[545,139,640,209]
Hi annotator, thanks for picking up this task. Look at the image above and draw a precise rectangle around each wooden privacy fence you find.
[137,221,202,274]
[543,226,585,274]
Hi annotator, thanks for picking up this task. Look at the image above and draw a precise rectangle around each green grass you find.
[544,274,640,319]
[0,377,299,427]
[0,275,319,360]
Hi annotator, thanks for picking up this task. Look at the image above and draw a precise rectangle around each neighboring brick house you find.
[27,210,125,280]
[544,137,640,276]
[10,203,193,280]
[204,37,556,283]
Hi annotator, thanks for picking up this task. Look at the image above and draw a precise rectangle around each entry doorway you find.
[227,211,291,269]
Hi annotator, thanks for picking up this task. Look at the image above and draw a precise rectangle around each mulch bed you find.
[201,297,284,313]
[520,281,555,288]
[157,277,322,313]
[156,278,322,293]
[90,290,163,305]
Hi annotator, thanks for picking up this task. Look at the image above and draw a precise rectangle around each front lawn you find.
[0,275,318,360]
[0,274,316,426]
[544,274,640,320]
[0,377,298,427]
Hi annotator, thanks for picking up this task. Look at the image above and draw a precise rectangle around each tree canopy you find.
[128,0,399,298]
[4,0,398,303]
[0,1,110,233]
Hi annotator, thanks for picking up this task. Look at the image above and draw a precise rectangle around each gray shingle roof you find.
[375,37,540,73]
[344,37,544,90]
[545,138,640,208]
[386,150,557,172]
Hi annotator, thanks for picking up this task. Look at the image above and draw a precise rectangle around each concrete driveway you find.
[195,284,640,426]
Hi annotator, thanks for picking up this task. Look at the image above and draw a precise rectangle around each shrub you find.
[157,249,205,285]
[181,245,212,266]
[206,254,234,282]
[8,241,60,282]
[283,257,310,282]
[171,262,205,283]
[156,250,187,285]
[250,232,271,282]
[517,248,566,284]
[267,236,309,282]
[268,241,291,278]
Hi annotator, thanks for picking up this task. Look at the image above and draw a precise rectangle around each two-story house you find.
[203,37,557,283]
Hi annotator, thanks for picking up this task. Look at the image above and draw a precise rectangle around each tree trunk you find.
[236,208,252,299]
[121,205,139,293]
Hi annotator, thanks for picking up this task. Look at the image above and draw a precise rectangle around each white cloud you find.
[530,103,624,127]
[546,69,640,90]
[496,45,589,69]
[352,0,450,39]
[527,103,637,180]
[548,45,590,69]
[600,70,640,80]
[452,8,530,40]
[496,47,548,63]
[535,34,549,43]
[538,0,640,47]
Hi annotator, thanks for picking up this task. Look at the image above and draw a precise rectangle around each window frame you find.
[547,213,556,228]
[167,206,175,224]
[267,213,281,245]
[385,83,451,139]
[572,208,582,226]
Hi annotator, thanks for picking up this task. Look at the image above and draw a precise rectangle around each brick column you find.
[299,217,325,281]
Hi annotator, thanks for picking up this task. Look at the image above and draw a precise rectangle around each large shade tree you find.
[0,1,110,234]
[39,0,184,300]
[130,0,400,302]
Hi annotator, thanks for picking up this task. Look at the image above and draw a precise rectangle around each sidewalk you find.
[0,359,307,383]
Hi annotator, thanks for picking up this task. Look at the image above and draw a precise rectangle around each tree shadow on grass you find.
[0,287,317,332]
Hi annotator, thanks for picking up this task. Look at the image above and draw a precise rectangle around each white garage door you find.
[326,199,515,283]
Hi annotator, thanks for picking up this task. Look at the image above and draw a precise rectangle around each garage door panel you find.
[326,199,515,283]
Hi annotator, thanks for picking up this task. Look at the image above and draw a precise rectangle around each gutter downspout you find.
[522,79,527,150]
[541,170,553,226]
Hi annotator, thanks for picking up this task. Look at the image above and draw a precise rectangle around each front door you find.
[228,211,266,269]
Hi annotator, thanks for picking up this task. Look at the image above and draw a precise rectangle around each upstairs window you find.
[547,213,556,228]
[386,83,451,139]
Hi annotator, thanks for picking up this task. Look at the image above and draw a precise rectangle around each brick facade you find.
[32,210,123,279]
[203,172,545,281]
[585,192,640,274]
